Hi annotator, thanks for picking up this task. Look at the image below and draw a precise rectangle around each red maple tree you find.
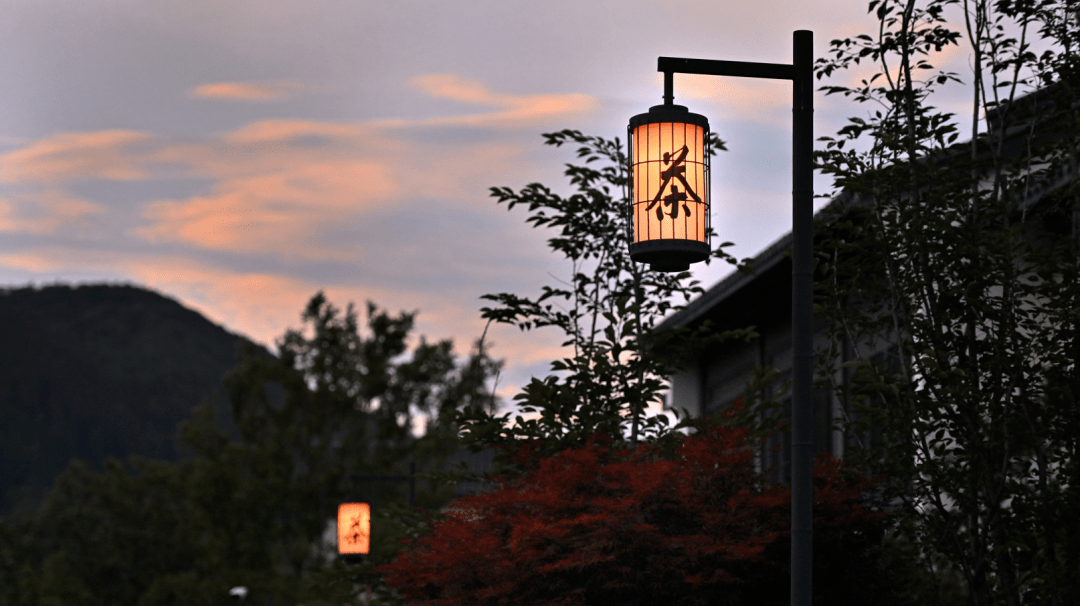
[377,420,901,606]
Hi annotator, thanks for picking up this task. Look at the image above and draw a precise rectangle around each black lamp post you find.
[630,30,814,606]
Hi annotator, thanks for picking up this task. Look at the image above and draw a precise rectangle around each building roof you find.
[655,193,846,332]
[657,79,1078,332]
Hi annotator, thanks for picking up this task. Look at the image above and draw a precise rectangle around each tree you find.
[449,129,756,480]
[370,128,851,606]
[179,293,499,584]
[0,292,500,605]
[1,456,208,606]
[812,0,1080,603]
[377,415,901,606]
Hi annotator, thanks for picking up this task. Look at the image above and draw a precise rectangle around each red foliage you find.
[377,423,894,606]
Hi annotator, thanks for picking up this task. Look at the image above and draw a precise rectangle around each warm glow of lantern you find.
[631,121,708,243]
[627,104,710,272]
[337,502,370,555]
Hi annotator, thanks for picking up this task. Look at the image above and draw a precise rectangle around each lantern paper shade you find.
[337,502,370,555]
[628,104,710,272]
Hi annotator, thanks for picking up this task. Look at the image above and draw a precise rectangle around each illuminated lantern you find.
[337,502,371,557]
[628,104,711,272]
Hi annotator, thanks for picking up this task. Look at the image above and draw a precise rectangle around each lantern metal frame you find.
[627,104,711,272]
[636,30,814,606]
[338,459,418,562]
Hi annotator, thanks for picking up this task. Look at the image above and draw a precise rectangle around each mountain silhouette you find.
[0,283,271,515]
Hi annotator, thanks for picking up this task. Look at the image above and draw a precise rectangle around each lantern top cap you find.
[629,104,709,129]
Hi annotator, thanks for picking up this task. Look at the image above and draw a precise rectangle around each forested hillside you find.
[0,283,267,514]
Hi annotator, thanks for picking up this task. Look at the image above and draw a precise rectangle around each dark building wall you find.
[659,207,896,482]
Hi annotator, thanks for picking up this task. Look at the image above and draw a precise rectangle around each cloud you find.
[134,118,527,259]
[0,247,564,377]
[134,157,400,258]
[0,190,106,235]
[654,72,790,123]
[190,80,315,102]
[0,244,578,431]
[124,258,325,349]
[0,250,68,273]
[397,73,599,129]
[0,130,150,184]
[0,117,537,263]
[0,249,348,351]
[412,74,496,105]
[222,119,370,146]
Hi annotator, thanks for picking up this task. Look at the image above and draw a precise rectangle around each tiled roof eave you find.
[655,191,852,331]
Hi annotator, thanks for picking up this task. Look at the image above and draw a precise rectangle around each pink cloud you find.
[0,130,150,184]
[134,121,418,258]
[0,75,589,256]
[0,245,592,425]
[190,80,314,102]
[660,72,791,123]
[0,247,553,365]
[0,190,106,235]
[134,117,536,258]
[135,157,400,257]
[0,250,346,351]
[222,119,372,145]
[0,250,68,272]
[399,74,599,129]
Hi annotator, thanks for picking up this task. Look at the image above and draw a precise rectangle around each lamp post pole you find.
[654,30,814,606]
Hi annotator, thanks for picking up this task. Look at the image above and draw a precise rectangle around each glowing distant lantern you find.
[337,502,370,557]
[627,104,711,272]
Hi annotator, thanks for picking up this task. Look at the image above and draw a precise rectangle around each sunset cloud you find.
[0,249,327,349]
[190,80,314,102]
[130,116,539,259]
[222,119,372,146]
[0,247,559,371]
[136,120,488,257]
[0,250,69,273]
[116,256,577,400]
[402,74,599,128]
[2,0,934,441]
[657,72,790,123]
[0,191,106,235]
[134,156,398,258]
[0,130,150,184]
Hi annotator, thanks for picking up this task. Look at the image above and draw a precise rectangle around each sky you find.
[0,0,978,431]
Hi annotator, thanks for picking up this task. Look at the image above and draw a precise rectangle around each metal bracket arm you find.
[659,57,795,104]
[658,57,795,80]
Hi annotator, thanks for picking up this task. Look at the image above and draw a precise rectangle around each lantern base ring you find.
[629,239,710,272]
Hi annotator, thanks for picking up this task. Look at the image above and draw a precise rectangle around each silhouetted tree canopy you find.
[0,289,499,606]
